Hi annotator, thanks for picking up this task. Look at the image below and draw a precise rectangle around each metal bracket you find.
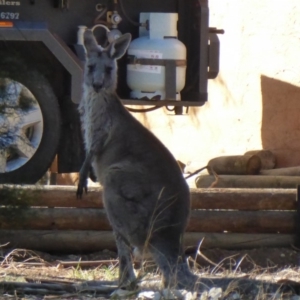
[165,60,177,100]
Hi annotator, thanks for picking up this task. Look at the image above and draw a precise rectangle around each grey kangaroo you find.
[78,29,198,290]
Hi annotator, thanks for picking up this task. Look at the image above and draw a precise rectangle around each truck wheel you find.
[0,64,61,184]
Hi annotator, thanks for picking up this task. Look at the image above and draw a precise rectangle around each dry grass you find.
[0,248,300,299]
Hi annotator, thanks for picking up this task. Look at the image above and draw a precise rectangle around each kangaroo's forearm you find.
[77,150,94,199]
[81,150,94,178]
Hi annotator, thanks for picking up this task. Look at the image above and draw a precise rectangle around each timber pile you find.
[196,150,300,188]
[196,175,300,189]
[0,185,298,253]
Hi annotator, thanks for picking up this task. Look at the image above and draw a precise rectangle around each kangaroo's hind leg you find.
[114,231,137,289]
[103,170,157,289]
[149,231,198,290]
[103,181,140,289]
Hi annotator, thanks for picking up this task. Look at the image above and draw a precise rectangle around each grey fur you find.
[78,30,198,289]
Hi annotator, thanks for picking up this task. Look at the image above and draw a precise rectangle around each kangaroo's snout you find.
[93,82,103,93]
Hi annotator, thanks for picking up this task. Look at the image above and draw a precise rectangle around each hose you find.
[125,106,162,113]
[118,0,140,26]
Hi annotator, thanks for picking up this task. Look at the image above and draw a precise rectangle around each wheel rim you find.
[0,78,44,173]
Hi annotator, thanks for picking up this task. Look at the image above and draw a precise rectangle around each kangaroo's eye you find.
[105,66,113,74]
[88,64,95,73]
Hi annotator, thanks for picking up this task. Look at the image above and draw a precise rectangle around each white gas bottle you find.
[127,13,187,100]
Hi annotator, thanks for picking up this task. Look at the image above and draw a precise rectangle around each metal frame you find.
[0,22,83,104]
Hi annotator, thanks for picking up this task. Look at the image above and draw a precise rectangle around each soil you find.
[77,246,300,272]
[196,247,300,271]
[6,246,297,273]
[1,247,300,299]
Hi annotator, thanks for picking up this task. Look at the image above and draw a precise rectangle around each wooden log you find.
[260,166,300,176]
[196,175,300,189]
[0,185,102,208]
[244,150,276,169]
[0,207,296,233]
[188,211,296,233]
[1,185,296,211]
[190,188,296,210]
[0,230,295,252]
[185,232,296,250]
[0,230,116,253]
[1,281,117,295]
[296,185,300,247]
[0,208,111,231]
[207,155,261,175]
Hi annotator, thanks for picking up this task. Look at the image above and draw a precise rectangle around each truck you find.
[0,0,222,184]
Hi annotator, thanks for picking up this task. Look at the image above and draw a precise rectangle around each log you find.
[0,185,102,208]
[0,207,296,233]
[1,281,117,295]
[0,230,295,252]
[1,185,296,211]
[190,188,296,210]
[187,210,296,234]
[260,166,300,176]
[0,208,111,231]
[196,175,300,189]
[244,150,276,170]
[0,230,116,252]
[185,232,296,250]
[207,155,261,175]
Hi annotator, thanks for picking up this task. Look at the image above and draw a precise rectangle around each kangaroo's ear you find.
[84,30,100,56]
[107,33,132,60]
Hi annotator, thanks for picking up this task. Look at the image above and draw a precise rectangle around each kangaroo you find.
[77,29,198,290]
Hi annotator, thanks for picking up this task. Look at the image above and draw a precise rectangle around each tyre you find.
[0,57,61,184]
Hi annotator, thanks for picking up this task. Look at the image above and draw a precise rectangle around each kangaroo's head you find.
[83,30,132,93]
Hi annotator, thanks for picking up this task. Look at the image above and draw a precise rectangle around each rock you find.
[183,291,198,300]
[110,288,136,299]
[156,288,198,300]
[225,292,241,300]
[208,287,222,300]
[138,290,161,300]
[199,291,208,300]
[162,289,185,299]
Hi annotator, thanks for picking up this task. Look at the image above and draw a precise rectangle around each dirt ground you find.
[1,246,300,299]
[197,247,300,271]
[2,246,299,274]
[77,246,300,272]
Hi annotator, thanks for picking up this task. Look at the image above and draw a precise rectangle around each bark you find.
[244,150,276,169]
[0,184,102,208]
[260,166,300,176]
[0,208,295,233]
[0,207,111,230]
[190,188,296,210]
[208,155,261,175]
[188,210,296,233]
[196,175,300,189]
[0,230,295,252]
[2,185,296,210]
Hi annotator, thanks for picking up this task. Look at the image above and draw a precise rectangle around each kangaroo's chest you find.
[80,89,112,151]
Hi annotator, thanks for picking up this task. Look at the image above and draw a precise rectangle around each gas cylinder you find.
[127,13,187,100]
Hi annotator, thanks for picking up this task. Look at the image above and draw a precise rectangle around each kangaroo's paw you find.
[77,176,88,199]
[77,151,93,199]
